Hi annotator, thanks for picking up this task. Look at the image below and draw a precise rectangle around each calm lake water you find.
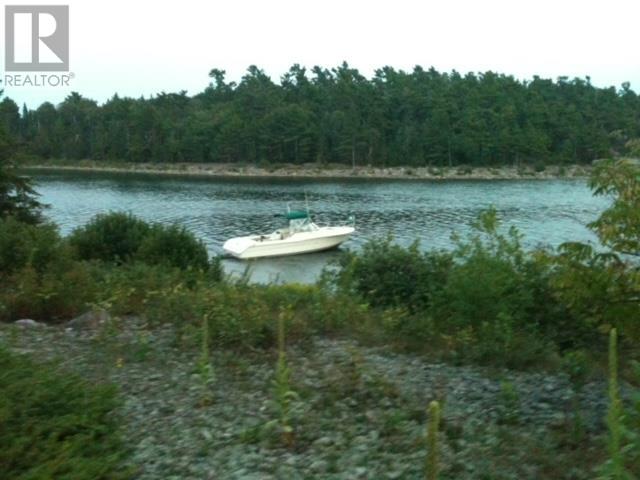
[29,170,609,283]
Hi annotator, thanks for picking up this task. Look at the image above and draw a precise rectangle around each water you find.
[28,170,609,283]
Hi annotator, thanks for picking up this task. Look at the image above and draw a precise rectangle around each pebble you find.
[0,322,629,480]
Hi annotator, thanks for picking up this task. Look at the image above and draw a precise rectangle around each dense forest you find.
[2,63,640,167]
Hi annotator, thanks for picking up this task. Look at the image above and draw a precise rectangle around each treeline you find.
[2,63,640,167]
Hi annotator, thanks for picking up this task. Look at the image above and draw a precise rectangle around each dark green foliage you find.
[68,212,212,271]
[588,158,640,257]
[330,162,640,366]
[0,93,45,224]
[149,283,368,350]
[0,212,217,321]
[222,284,367,348]
[68,212,151,264]
[96,262,212,317]
[0,166,45,224]
[333,210,560,367]
[0,347,130,479]
[0,262,99,322]
[444,216,533,330]
[6,67,640,167]
[0,217,68,275]
[0,259,216,323]
[551,159,640,342]
[335,237,452,313]
[137,224,210,270]
[0,217,93,322]
[549,243,640,341]
[436,211,558,366]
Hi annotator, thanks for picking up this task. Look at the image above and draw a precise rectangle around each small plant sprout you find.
[562,350,589,445]
[426,400,440,480]
[498,380,521,425]
[600,328,627,479]
[271,307,298,448]
[197,311,215,406]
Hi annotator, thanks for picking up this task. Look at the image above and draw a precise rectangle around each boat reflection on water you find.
[222,249,345,284]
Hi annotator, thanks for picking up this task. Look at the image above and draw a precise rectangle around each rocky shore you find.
[1,317,618,479]
[22,161,591,181]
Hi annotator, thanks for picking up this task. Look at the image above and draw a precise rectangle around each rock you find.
[66,309,110,330]
[15,319,46,328]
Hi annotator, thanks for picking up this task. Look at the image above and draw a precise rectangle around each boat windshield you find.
[289,217,317,232]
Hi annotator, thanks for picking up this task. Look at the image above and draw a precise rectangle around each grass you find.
[0,347,131,479]
[270,308,298,448]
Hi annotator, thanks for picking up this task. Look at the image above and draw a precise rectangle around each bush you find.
[137,223,209,271]
[68,212,213,271]
[332,209,565,368]
[143,282,370,350]
[0,218,94,322]
[0,347,130,479]
[549,243,640,343]
[0,262,99,323]
[96,262,208,317]
[68,212,151,264]
[0,259,217,323]
[333,237,452,313]
[0,217,69,276]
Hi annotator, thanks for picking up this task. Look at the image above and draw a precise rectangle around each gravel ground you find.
[0,318,624,479]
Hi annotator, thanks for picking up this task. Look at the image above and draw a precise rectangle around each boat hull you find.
[223,226,354,259]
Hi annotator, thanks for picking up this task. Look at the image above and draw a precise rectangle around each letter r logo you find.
[5,5,69,71]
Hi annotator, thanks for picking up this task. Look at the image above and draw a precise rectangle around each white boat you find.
[223,210,355,259]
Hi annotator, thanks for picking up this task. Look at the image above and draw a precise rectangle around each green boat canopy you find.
[274,210,309,220]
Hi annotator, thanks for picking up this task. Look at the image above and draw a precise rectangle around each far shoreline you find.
[19,161,592,181]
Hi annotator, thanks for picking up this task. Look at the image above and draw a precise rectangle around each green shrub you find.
[333,237,452,313]
[100,262,205,317]
[546,159,640,344]
[0,259,216,323]
[432,210,560,365]
[549,242,640,343]
[0,218,98,322]
[0,347,130,479]
[332,209,562,367]
[0,262,99,322]
[443,251,532,330]
[144,282,370,350]
[199,284,334,349]
[0,217,69,275]
[68,212,213,271]
[137,223,209,270]
[68,212,151,264]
